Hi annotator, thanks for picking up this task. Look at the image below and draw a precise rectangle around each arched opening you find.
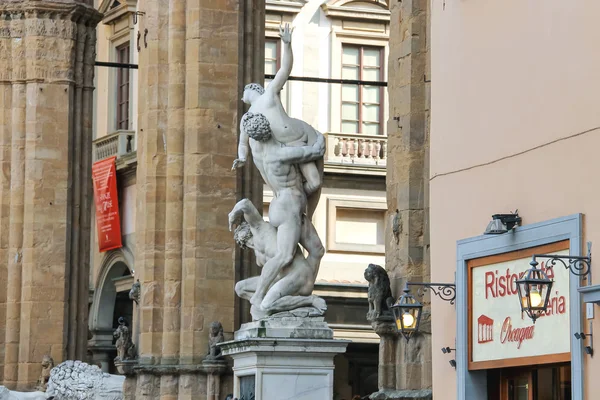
[88,251,134,373]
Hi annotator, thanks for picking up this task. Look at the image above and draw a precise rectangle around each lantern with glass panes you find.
[515,259,553,323]
[389,284,423,341]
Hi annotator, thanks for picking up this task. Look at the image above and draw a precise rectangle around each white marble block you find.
[220,338,348,400]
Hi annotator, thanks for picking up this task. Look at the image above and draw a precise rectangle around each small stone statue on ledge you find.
[129,279,140,305]
[364,263,394,321]
[206,321,225,360]
[113,317,135,362]
[35,355,54,392]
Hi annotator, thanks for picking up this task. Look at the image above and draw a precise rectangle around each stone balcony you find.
[93,130,137,170]
[324,132,387,176]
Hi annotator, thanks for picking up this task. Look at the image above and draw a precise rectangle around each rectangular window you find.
[264,38,289,111]
[116,43,130,131]
[341,45,384,135]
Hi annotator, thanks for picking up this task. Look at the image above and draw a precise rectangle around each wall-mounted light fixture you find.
[390,282,456,341]
[515,262,553,323]
[517,243,592,323]
[575,331,594,357]
[133,11,146,25]
[483,211,521,235]
[449,359,457,368]
[441,347,455,354]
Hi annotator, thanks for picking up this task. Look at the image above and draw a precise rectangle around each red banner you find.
[92,156,122,252]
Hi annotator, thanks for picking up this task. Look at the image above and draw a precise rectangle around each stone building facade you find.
[0,0,434,398]
[88,1,396,399]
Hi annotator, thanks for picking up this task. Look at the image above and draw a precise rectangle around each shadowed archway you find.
[88,249,134,372]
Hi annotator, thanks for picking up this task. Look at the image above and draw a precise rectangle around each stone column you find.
[372,320,397,391]
[385,0,432,396]
[0,0,101,390]
[132,0,264,398]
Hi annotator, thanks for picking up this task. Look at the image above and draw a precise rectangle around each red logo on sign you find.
[92,156,122,252]
[477,314,494,344]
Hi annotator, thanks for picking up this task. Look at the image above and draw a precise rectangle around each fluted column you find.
[132,0,264,398]
[0,0,101,390]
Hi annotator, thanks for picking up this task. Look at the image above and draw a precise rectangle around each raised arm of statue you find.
[278,131,325,165]
[232,118,249,170]
[267,24,293,95]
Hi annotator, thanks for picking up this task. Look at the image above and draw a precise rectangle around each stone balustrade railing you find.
[325,132,387,168]
[93,130,136,162]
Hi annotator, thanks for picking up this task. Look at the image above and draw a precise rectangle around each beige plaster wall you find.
[430,0,600,397]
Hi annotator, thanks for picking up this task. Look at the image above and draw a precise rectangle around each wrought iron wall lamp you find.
[517,242,591,323]
[389,282,456,341]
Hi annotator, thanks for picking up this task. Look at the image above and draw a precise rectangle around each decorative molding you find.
[326,196,387,254]
[99,0,137,25]
[322,0,390,22]
[112,274,135,293]
[265,0,306,15]
[579,284,600,305]
[329,324,380,343]
[133,361,229,376]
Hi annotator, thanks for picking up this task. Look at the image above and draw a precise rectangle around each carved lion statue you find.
[36,355,54,392]
[206,321,225,360]
[47,360,125,400]
[364,263,393,321]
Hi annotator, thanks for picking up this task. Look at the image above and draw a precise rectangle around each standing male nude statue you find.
[229,199,326,320]
[234,112,325,310]
[232,23,324,220]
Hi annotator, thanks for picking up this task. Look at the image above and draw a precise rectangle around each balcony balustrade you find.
[324,132,387,174]
[93,130,136,163]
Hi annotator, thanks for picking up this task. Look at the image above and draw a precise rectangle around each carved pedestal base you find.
[220,338,348,400]
[114,360,138,376]
[234,314,334,341]
[202,360,228,400]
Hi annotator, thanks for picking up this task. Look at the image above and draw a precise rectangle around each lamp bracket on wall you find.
[407,282,456,305]
[133,11,146,25]
[532,241,592,278]
[575,328,594,357]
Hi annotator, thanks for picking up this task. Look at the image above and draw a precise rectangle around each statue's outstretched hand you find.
[232,158,246,170]
[279,23,293,44]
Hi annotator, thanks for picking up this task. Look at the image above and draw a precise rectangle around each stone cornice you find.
[322,5,390,22]
[99,0,137,25]
[321,0,390,23]
[133,360,230,376]
[265,0,306,15]
[0,1,102,26]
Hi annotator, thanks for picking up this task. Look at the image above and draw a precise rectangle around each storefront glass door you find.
[491,364,571,400]
[502,371,532,400]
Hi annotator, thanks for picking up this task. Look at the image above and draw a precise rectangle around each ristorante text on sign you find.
[92,156,122,252]
[469,247,570,369]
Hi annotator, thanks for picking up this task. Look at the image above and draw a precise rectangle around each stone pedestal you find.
[369,318,432,400]
[202,360,228,400]
[220,317,348,400]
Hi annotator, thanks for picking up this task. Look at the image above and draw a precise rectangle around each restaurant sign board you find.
[469,242,571,370]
